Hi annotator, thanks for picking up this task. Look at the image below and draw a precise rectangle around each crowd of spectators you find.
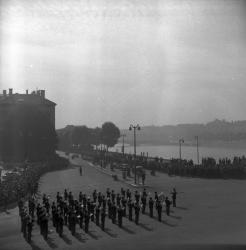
[79,149,246,180]
[0,154,69,209]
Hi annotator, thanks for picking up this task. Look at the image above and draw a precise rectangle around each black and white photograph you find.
[0,1,246,249]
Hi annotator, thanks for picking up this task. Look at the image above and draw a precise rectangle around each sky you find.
[1,0,246,129]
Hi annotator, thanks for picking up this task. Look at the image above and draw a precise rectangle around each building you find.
[0,89,57,162]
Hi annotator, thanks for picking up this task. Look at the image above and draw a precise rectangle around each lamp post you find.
[121,134,126,155]
[179,138,184,164]
[129,124,141,184]
[195,136,199,165]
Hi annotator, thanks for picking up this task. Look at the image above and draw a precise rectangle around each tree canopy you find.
[57,122,120,151]
[101,122,120,149]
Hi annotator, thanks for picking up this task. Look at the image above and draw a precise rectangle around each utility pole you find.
[195,136,199,165]
[121,134,126,155]
[129,124,141,185]
[179,138,184,164]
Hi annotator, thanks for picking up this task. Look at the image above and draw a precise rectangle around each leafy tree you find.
[101,122,120,150]
[90,127,102,149]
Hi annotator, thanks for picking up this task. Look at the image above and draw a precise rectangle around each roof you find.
[0,93,56,106]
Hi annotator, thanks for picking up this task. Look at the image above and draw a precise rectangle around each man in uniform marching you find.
[95,205,100,226]
[101,208,106,231]
[157,200,162,222]
[165,197,172,216]
[149,197,154,218]
[134,202,140,225]
[26,215,33,243]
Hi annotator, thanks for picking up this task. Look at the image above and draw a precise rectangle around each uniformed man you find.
[106,188,111,199]
[157,200,162,222]
[79,206,84,229]
[126,189,131,200]
[57,212,64,237]
[117,205,123,227]
[171,188,177,207]
[84,210,90,233]
[149,197,154,218]
[111,202,117,224]
[70,211,77,235]
[27,215,33,243]
[111,190,116,203]
[95,205,100,226]
[128,200,133,221]
[107,199,112,219]
[101,208,106,231]
[134,202,140,225]
[141,195,147,214]
[79,191,83,203]
[165,197,172,216]
[93,189,97,203]
[135,191,140,204]
[64,189,68,201]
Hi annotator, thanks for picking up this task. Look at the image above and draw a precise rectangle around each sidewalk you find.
[85,160,149,188]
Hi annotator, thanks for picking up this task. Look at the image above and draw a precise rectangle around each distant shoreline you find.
[119,141,246,149]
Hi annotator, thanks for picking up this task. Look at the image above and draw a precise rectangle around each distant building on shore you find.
[0,89,57,162]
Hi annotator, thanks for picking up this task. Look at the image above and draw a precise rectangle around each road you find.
[0,154,245,250]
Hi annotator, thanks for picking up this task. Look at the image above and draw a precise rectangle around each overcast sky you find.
[1,0,246,129]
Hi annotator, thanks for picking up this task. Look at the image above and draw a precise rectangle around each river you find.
[110,144,246,163]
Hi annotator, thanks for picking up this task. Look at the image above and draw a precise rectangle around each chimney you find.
[40,90,45,98]
[26,90,28,95]
[9,88,13,95]
[3,90,6,96]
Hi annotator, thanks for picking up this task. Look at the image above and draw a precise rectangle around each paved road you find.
[0,154,245,250]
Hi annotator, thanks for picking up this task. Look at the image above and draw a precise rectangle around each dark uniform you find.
[134,203,140,225]
[141,196,147,214]
[171,188,177,207]
[149,197,154,218]
[95,206,100,226]
[70,212,77,235]
[157,201,162,221]
[101,208,106,231]
[128,200,133,221]
[58,213,64,237]
[27,216,33,242]
[165,197,172,216]
[84,211,90,233]
[117,206,123,227]
[111,203,117,224]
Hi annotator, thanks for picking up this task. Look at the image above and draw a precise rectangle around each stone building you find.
[0,89,57,162]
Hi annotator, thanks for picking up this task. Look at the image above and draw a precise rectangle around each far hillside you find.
[121,119,246,146]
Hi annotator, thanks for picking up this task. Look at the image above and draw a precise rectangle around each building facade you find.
[0,89,57,162]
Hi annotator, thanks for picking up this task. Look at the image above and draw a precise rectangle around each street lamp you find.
[129,124,141,184]
[195,136,199,165]
[179,138,184,163]
[121,134,126,155]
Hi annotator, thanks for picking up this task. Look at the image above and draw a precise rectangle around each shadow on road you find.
[121,226,135,234]
[170,214,182,220]
[30,241,42,250]
[161,220,177,227]
[176,206,188,210]
[104,228,118,238]
[138,222,154,231]
[87,231,101,240]
[61,234,72,245]
[73,232,87,243]
[45,237,58,248]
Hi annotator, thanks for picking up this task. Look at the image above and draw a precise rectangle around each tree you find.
[101,122,120,150]
[90,127,102,150]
